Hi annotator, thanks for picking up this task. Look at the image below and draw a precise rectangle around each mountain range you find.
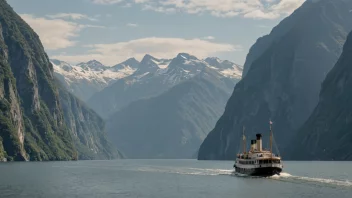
[86,53,242,119]
[198,0,352,160]
[52,58,139,101]
[53,53,242,159]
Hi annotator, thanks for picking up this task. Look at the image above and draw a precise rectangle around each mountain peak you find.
[176,53,197,60]
[124,58,140,67]
[204,57,240,70]
[205,57,221,63]
[167,53,206,75]
[86,60,104,67]
[50,59,73,72]
[136,54,160,73]
[126,57,138,62]
[112,58,140,70]
[204,57,222,68]
[141,54,156,62]
[51,59,64,65]
[77,60,106,71]
[168,53,200,68]
[88,59,100,63]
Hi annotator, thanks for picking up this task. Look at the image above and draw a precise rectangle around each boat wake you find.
[268,172,352,188]
[53,164,352,189]
[137,167,352,188]
[137,166,234,176]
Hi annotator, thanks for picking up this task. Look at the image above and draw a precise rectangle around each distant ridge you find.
[86,53,242,118]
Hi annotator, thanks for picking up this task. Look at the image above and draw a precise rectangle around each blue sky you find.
[7,0,304,66]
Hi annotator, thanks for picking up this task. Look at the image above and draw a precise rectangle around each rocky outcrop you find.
[289,31,352,160]
[198,0,352,160]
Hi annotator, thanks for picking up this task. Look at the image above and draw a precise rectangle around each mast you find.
[270,120,273,157]
[242,126,246,154]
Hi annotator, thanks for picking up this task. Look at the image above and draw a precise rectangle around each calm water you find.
[0,160,351,198]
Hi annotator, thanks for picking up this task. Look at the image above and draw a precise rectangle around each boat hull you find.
[235,166,282,177]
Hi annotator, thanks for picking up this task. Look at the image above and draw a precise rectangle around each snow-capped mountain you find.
[204,57,242,79]
[87,53,243,118]
[136,54,172,74]
[52,59,138,101]
[103,54,243,159]
[77,60,106,71]
[111,58,140,71]
[157,53,242,85]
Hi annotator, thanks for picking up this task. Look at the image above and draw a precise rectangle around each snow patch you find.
[220,67,242,79]
[151,58,171,69]
[52,60,136,87]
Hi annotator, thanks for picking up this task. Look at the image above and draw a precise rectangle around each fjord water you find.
[0,160,351,198]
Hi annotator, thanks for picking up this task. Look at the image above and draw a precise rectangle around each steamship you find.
[233,121,283,177]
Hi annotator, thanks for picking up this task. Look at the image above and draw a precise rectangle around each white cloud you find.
[122,3,132,8]
[91,0,305,19]
[243,10,280,20]
[203,36,215,40]
[271,0,306,14]
[47,13,98,21]
[20,14,80,50]
[134,0,150,3]
[142,4,177,14]
[92,0,124,5]
[20,14,105,50]
[127,23,138,27]
[52,37,240,65]
[79,24,106,29]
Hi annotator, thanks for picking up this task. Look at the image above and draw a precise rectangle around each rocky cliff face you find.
[289,31,352,160]
[198,0,352,160]
[57,81,121,160]
[0,0,119,161]
[106,69,238,159]
[0,0,76,161]
[0,44,27,161]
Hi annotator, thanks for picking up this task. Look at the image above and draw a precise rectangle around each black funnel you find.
[256,134,262,140]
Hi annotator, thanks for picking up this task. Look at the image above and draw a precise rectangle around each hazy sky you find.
[7,0,305,66]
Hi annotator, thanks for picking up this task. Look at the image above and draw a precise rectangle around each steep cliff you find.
[0,0,76,161]
[290,31,352,160]
[198,0,352,160]
[0,49,27,161]
[57,81,121,160]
